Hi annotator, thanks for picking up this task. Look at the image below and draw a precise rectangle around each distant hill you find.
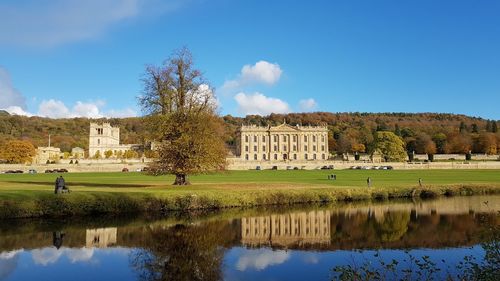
[0,112,498,154]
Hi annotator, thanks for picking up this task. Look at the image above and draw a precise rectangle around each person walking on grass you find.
[54,175,70,194]
[419,178,423,188]
[367,177,372,188]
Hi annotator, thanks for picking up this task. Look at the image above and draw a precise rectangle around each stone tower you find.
[88,123,123,157]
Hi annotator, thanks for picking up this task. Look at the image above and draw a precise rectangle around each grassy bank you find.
[1,170,500,218]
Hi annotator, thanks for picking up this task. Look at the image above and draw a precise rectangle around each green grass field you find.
[0,169,499,218]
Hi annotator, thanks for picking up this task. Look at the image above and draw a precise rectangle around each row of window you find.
[244,154,326,160]
[244,135,325,143]
[245,145,326,152]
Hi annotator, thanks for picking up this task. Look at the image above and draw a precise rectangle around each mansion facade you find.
[237,123,329,161]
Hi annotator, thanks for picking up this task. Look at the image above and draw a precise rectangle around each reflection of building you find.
[88,123,133,157]
[237,123,329,161]
[86,228,117,248]
[241,211,331,247]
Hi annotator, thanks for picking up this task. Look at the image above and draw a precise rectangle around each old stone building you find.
[237,123,329,162]
[88,123,133,157]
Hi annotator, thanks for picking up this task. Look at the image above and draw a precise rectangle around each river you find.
[0,195,499,281]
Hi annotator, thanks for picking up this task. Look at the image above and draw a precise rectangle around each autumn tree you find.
[373,131,406,162]
[0,140,36,164]
[478,132,497,155]
[139,47,226,185]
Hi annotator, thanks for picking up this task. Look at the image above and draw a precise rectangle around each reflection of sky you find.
[0,247,134,281]
[223,246,486,281]
[0,245,488,281]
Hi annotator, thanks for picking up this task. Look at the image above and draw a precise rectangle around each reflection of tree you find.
[130,221,238,281]
[375,212,410,242]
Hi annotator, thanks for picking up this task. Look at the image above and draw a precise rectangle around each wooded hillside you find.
[1,110,498,155]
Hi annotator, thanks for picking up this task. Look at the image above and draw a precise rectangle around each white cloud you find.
[236,249,290,271]
[38,99,72,118]
[241,61,283,85]
[234,92,290,116]
[72,101,104,118]
[222,61,283,92]
[31,248,64,266]
[5,99,136,119]
[0,67,27,110]
[298,98,318,112]
[3,106,33,117]
[31,247,94,266]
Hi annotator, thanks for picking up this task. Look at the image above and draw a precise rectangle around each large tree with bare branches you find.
[139,48,226,185]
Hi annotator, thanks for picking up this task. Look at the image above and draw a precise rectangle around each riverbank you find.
[1,170,500,219]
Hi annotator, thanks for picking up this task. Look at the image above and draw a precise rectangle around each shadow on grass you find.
[3,181,153,188]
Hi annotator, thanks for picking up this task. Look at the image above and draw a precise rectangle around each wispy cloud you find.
[0,0,186,47]
[0,67,26,109]
[299,98,318,112]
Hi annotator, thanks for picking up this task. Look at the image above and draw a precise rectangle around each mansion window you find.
[305,154,308,160]
[263,154,267,160]
[283,145,287,151]
[274,154,278,160]
[97,139,100,145]
[321,135,325,142]
[283,136,287,142]
[313,136,316,142]
[313,154,317,160]
[254,154,257,160]
[321,145,325,151]
[313,145,316,152]
[245,136,249,143]
[254,146,257,152]
[322,154,326,160]
[274,145,278,151]
[293,154,297,160]
[262,146,266,151]
[293,135,297,142]
[245,146,249,152]
[245,154,249,160]
[254,136,257,142]
[274,135,278,142]
[304,145,308,152]
[262,136,266,142]
[304,136,308,142]
[293,145,297,151]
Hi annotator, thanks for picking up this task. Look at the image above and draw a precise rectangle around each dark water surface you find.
[0,196,498,281]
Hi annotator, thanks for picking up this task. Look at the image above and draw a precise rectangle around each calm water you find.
[0,196,499,281]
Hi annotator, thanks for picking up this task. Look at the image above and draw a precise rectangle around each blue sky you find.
[0,0,499,119]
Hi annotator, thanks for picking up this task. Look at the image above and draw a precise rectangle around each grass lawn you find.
[0,169,499,218]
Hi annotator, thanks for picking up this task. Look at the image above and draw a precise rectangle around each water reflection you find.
[0,195,498,281]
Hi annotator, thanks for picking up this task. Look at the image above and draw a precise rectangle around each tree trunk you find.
[173,174,191,185]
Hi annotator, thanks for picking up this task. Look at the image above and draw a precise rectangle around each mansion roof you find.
[240,123,328,133]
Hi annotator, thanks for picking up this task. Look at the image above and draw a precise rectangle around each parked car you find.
[4,170,22,174]
[256,166,261,170]
[122,167,129,172]
[271,166,278,170]
[45,169,54,173]
[28,169,37,174]
[55,168,68,173]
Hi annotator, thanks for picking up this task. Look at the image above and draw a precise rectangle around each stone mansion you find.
[237,123,329,162]
[89,123,134,157]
